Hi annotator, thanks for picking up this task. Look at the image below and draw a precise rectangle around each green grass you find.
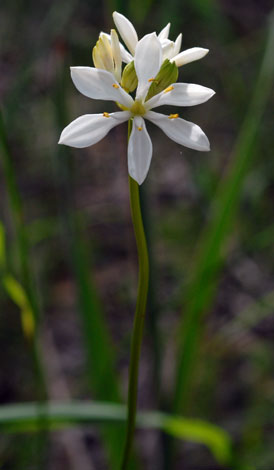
[0,400,232,466]
[173,10,274,414]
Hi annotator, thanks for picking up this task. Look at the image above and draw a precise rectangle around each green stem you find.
[121,122,149,470]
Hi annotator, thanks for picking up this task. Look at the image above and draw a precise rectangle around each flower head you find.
[59,16,215,185]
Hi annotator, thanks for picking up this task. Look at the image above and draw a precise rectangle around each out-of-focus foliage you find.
[0,0,274,469]
[0,401,232,466]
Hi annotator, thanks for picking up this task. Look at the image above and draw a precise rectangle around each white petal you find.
[170,47,209,67]
[98,33,114,71]
[113,11,138,56]
[158,23,170,40]
[173,33,182,56]
[161,39,175,60]
[146,83,215,109]
[101,32,133,64]
[59,111,130,148]
[145,111,210,151]
[120,42,134,63]
[110,29,122,82]
[70,67,134,108]
[128,117,153,184]
[135,33,162,100]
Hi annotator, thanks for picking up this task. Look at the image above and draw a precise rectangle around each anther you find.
[112,83,119,89]
[164,86,174,93]
[138,127,143,131]
[103,112,110,118]
[168,113,179,119]
[148,78,158,83]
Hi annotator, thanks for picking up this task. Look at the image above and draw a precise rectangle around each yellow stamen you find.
[103,112,110,118]
[112,83,119,89]
[164,85,174,93]
[148,78,158,83]
[138,127,143,131]
[168,113,179,119]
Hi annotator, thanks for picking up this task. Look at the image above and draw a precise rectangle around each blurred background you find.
[0,0,274,469]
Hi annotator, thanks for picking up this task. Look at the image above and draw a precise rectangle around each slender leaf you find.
[0,111,47,405]
[0,112,48,467]
[0,109,39,323]
[0,222,6,270]
[162,416,231,465]
[174,11,274,413]
[0,401,233,466]
[3,274,35,340]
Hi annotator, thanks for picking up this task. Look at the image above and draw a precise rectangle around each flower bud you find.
[145,59,178,101]
[121,61,138,93]
[92,30,122,82]
[92,34,113,71]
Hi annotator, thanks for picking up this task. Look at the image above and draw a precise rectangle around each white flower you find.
[59,33,215,185]
[112,11,209,67]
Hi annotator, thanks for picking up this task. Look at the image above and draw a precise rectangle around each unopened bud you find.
[121,61,138,93]
[145,59,178,101]
[92,30,122,82]
[92,34,113,71]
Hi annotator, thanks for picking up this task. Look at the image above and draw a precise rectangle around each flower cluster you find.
[59,12,215,184]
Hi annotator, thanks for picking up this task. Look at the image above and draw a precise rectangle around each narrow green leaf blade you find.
[0,401,233,466]
[162,416,231,465]
[174,11,274,412]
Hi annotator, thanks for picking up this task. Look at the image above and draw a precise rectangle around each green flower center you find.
[130,100,146,116]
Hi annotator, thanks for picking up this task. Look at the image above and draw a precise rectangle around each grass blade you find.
[3,274,35,340]
[0,400,233,466]
[0,112,48,468]
[173,12,274,413]
[162,416,231,465]
[0,110,47,399]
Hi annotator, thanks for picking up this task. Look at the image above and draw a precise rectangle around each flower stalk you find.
[121,120,149,470]
[57,12,215,466]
